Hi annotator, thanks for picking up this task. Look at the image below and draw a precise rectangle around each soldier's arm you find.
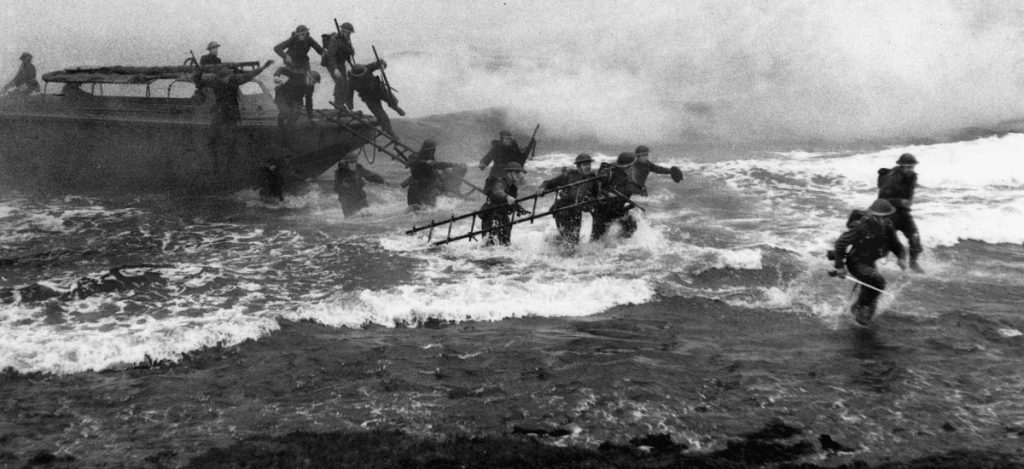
[541,173,569,191]
[520,139,536,159]
[648,161,673,175]
[833,229,857,269]
[310,37,325,55]
[478,144,497,170]
[273,38,291,62]
[357,165,388,185]
[324,38,339,71]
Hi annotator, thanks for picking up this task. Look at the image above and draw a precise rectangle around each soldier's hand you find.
[506,195,517,206]
[671,166,683,183]
[379,59,388,69]
[834,268,847,278]
[264,60,275,68]
[332,69,341,79]
[478,162,487,171]
[897,258,907,271]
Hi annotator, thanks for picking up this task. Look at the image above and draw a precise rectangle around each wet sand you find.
[2,296,1023,468]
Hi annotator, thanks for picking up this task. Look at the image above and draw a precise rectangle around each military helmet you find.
[308,70,322,83]
[295,25,310,34]
[19,52,32,60]
[499,130,512,138]
[206,41,220,51]
[896,153,918,165]
[505,162,525,173]
[421,139,437,150]
[634,145,650,156]
[574,153,593,165]
[615,152,637,168]
[350,64,367,77]
[866,199,896,216]
[341,22,355,33]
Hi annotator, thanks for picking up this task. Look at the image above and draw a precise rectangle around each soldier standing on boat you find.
[878,153,924,273]
[200,42,222,66]
[273,66,308,145]
[832,198,907,326]
[323,22,355,109]
[403,139,465,210]
[2,52,40,96]
[481,162,527,246]
[347,59,405,137]
[334,154,388,217]
[632,145,683,196]
[201,61,274,172]
[478,130,536,185]
[273,25,324,121]
[591,152,643,240]
[540,153,599,247]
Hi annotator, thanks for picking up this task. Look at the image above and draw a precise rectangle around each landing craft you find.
[0,61,375,193]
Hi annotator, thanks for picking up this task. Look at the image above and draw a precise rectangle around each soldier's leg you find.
[564,210,582,246]
[591,209,610,241]
[480,208,496,245]
[383,91,405,116]
[848,261,886,325]
[363,99,393,136]
[498,209,513,246]
[333,72,349,109]
[901,212,924,270]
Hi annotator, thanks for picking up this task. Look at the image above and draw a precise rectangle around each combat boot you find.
[851,304,874,326]
[909,258,925,273]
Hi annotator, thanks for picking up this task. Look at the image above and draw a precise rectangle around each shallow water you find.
[1,133,1023,466]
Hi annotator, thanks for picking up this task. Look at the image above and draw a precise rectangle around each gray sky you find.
[3,0,1023,143]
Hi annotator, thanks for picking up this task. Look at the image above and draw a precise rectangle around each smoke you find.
[3,0,1023,144]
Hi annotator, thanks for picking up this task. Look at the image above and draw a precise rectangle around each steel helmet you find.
[295,25,309,34]
[866,199,896,216]
[615,152,637,168]
[896,153,918,165]
[341,22,355,33]
[634,145,650,156]
[499,130,512,138]
[574,153,593,165]
[421,139,437,150]
[206,41,220,51]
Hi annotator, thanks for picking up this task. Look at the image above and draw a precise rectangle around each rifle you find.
[333,18,355,66]
[528,124,540,159]
[372,45,394,95]
[189,50,199,68]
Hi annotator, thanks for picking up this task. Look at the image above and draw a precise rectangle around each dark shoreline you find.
[3,297,1024,468]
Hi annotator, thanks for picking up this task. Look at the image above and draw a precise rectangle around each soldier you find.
[273,25,324,120]
[591,152,643,241]
[2,52,40,96]
[347,59,405,136]
[201,61,274,172]
[878,153,924,272]
[403,139,465,210]
[832,198,907,326]
[632,145,683,196]
[478,130,536,182]
[323,22,355,109]
[540,153,600,247]
[272,66,307,144]
[481,162,527,246]
[200,42,222,66]
[333,154,388,217]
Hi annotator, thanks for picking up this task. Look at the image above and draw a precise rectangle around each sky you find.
[3,0,1023,144]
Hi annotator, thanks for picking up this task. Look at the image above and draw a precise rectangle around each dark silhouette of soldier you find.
[833,198,907,326]
[403,139,464,209]
[334,155,388,217]
[591,152,643,240]
[481,162,527,246]
[323,22,355,109]
[347,59,405,136]
[478,129,536,181]
[632,145,683,196]
[540,153,600,247]
[878,153,924,272]
[200,42,222,66]
[274,25,324,120]
[200,61,274,172]
[3,52,40,96]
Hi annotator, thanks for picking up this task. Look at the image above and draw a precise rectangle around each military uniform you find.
[347,60,404,136]
[632,145,683,196]
[479,132,535,180]
[540,154,599,246]
[273,26,324,118]
[4,53,39,95]
[405,141,461,209]
[480,163,525,246]
[334,161,387,217]
[591,153,642,240]
[833,200,907,325]
[273,67,307,141]
[323,23,355,108]
[877,153,922,269]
